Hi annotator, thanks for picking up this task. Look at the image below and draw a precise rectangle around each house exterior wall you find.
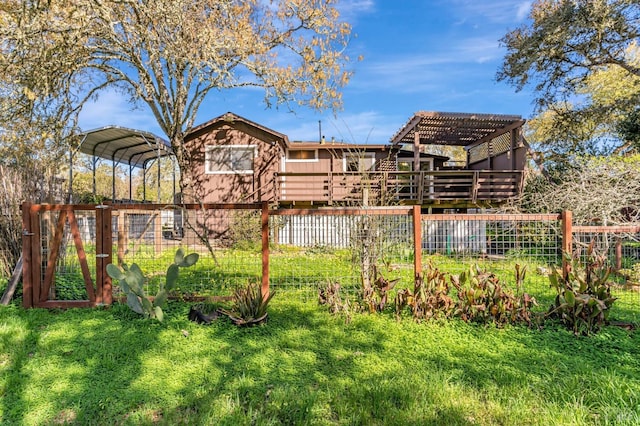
[183,123,282,204]
[282,146,394,174]
[468,145,527,171]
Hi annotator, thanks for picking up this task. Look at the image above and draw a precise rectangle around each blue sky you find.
[78,0,536,144]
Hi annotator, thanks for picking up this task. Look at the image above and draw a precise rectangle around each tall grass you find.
[1,296,639,425]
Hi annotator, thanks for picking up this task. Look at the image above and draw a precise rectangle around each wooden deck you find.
[273,170,524,208]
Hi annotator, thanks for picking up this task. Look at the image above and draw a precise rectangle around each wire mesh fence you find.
[573,227,640,323]
[38,207,97,301]
[270,208,415,300]
[21,203,640,322]
[110,204,263,298]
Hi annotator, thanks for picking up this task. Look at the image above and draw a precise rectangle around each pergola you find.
[390,111,526,170]
[71,126,175,202]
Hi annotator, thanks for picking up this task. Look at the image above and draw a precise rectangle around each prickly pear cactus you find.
[106,248,199,321]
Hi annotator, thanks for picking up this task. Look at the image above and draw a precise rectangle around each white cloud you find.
[78,88,162,135]
[350,35,502,94]
[516,1,533,21]
[338,0,376,20]
[451,0,533,25]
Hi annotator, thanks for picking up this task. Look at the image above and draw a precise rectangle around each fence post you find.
[22,202,33,308]
[101,205,113,305]
[261,201,270,299]
[413,205,422,280]
[561,210,573,279]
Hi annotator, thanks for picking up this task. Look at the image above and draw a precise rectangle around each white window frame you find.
[205,145,256,175]
[286,149,319,162]
[343,152,376,172]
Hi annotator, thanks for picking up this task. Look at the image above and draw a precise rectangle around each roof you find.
[397,149,449,160]
[186,112,290,147]
[391,111,525,146]
[77,126,172,168]
[288,141,393,151]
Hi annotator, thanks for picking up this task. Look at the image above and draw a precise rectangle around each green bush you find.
[395,264,455,321]
[547,243,617,335]
[451,263,536,326]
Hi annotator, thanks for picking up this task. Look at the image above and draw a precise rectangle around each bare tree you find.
[508,155,640,226]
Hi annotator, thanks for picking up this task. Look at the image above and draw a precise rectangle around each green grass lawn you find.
[1,296,639,425]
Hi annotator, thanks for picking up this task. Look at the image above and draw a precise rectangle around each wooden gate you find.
[21,203,112,308]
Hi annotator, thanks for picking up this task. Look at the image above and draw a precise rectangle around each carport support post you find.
[261,202,270,299]
[413,205,423,281]
[561,210,573,280]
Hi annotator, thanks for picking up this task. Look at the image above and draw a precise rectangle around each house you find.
[182,111,527,209]
[182,112,396,205]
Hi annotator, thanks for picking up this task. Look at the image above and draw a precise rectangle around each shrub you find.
[395,264,456,321]
[547,243,617,335]
[362,264,400,313]
[451,264,537,326]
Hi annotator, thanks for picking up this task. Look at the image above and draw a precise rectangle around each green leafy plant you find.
[220,281,275,326]
[395,264,456,321]
[451,264,537,326]
[106,248,199,321]
[547,243,617,335]
[362,263,400,313]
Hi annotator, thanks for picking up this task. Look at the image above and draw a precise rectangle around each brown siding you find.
[184,124,281,204]
[468,146,526,171]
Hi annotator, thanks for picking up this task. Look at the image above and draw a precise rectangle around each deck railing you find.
[274,170,524,205]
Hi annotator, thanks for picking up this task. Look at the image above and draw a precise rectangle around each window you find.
[205,145,255,174]
[343,153,375,172]
[286,149,318,162]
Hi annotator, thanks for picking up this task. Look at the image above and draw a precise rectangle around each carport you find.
[70,126,176,202]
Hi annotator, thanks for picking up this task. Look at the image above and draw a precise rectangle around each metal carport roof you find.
[70,126,175,202]
[77,126,173,168]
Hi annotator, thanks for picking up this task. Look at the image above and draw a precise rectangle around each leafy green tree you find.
[499,0,640,156]
[134,156,177,203]
[499,0,640,107]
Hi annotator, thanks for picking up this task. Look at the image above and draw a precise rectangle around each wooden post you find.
[615,237,622,272]
[510,129,518,170]
[95,206,103,306]
[154,212,162,255]
[261,202,270,299]
[30,204,41,306]
[96,205,113,305]
[561,210,573,279]
[413,131,420,175]
[413,205,422,280]
[22,203,33,308]
[116,211,126,265]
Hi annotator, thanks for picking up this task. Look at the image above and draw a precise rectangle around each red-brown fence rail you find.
[19,203,640,319]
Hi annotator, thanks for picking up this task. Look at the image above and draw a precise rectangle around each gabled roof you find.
[391,111,525,146]
[77,126,172,168]
[186,112,290,147]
